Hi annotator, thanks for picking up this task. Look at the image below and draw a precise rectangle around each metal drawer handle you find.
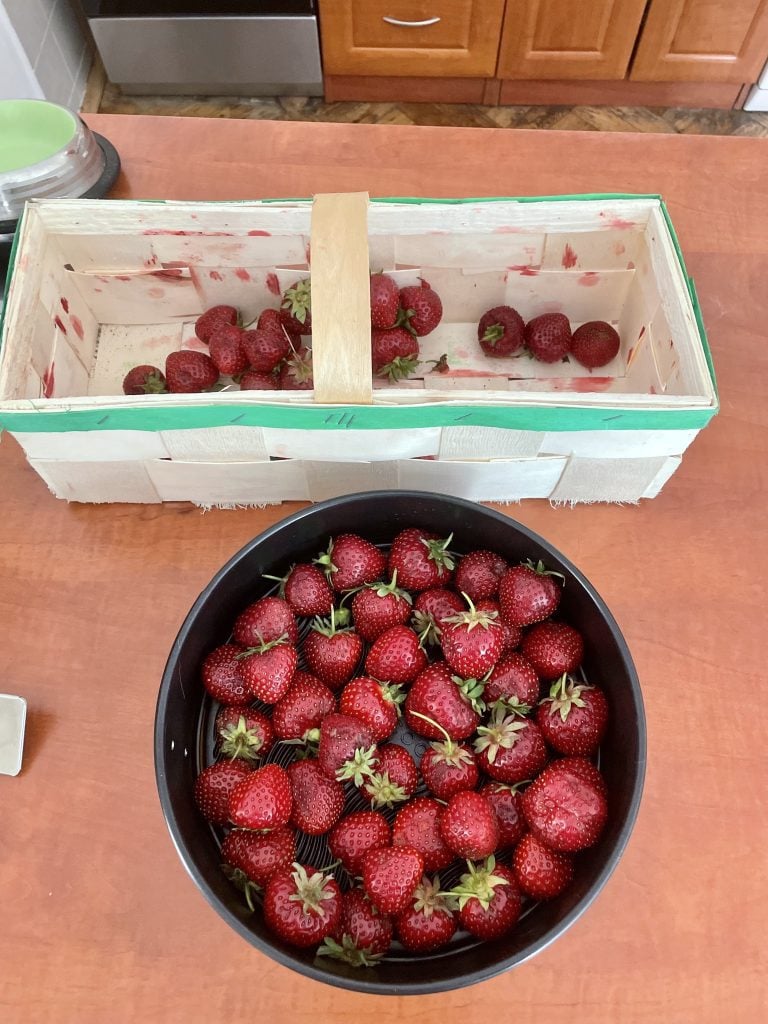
[382,16,442,27]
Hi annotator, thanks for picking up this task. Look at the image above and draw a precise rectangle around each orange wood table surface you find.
[1,115,766,1023]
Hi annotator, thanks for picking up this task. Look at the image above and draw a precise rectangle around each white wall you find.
[0,5,43,99]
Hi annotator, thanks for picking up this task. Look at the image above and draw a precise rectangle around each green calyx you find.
[382,682,406,710]
[364,770,409,809]
[365,570,413,607]
[221,864,261,913]
[335,745,379,787]
[409,710,467,765]
[309,607,350,639]
[378,355,420,383]
[287,863,335,917]
[474,704,527,763]
[481,323,504,345]
[219,715,265,763]
[286,345,313,382]
[544,673,590,722]
[139,370,168,394]
[420,532,456,573]
[452,674,487,715]
[444,593,500,633]
[450,856,509,911]
[396,305,418,337]
[490,695,532,717]
[412,608,441,646]
[427,353,450,374]
[317,934,383,968]
[412,874,456,917]
[522,558,566,584]
[262,565,292,598]
[314,539,338,581]
[282,278,311,324]
[237,632,289,657]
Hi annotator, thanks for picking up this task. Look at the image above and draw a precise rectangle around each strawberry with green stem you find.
[451,856,522,941]
[475,597,522,654]
[441,593,504,678]
[215,706,274,762]
[481,782,528,848]
[272,672,336,741]
[315,533,386,593]
[478,305,525,358]
[520,762,608,852]
[474,705,549,784]
[264,863,341,948]
[329,811,391,876]
[410,710,479,801]
[351,571,413,642]
[281,278,312,334]
[237,634,297,703]
[362,846,425,915]
[398,281,443,337]
[165,350,219,393]
[411,588,465,646]
[405,661,485,741]
[195,304,238,344]
[396,875,457,953]
[228,763,293,831]
[233,595,298,647]
[365,624,427,685]
[362,743,418,809]
[122,364,166,395]
[340,677,405,742]
[280,345,314,390]
[392,796,455,873]
[201,643,249,704]
[438,790,500,860]
[372,326,420,382]
[453,549,509,602]
[536,674,608,756]
[521,621,584,681]
[317,712,377,785]
[221,827,296,909]
[388,527,455,591]
[303,609,364,691]
[318,888,392,966]
[498,559,564,627]
[263,562,333,618]
[484,652,540,713]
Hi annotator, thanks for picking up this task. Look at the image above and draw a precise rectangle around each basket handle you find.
[310,192,372,405]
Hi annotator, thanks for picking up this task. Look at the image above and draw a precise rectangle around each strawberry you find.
[536,676,608,756]
[319,889,392,966]
[281,278,312,334]
[241,328,290,373]
[370,273,400,329]
[329,811,391,875]
[478,305,525,357]
[453,550,508,602]
[362,743,418,808]
[279,345,313,389]
[392,797,455,873]
[498,560,563,626]
[303,614,363,690]
[525,312,572,363]
[215,706,274,762]
[452,857,522,941]
[237,636,297,703]
[288,759,345,835]
[232,596,299,647]
[474,707,549,784]
[438,790,499,860]
[201,643,249,704]
[365,625,427,684]
[317,712,376,784]
[266,562,333,618]
[399,281,443,337]
[165,350,219,393]
[122,364,166,395]
[372,326,420,382]
[571,320,620,370]
[520,762,608,852]
[264,863,341,948]
[194,760,251,824]
[413,712,479,801]
[548,756,607,797]
[257,307,299,344]
[484,653,540,713]
[228,763,293,830]
[351,573,413,642]
[271,671,336,741]
[209,323,248,375]
[411,588,465,646]
[239,370,278,390]
[315,534,386,592]
[440,596,503,678]
[340,677,404,742]
[195,304,238,343]
[388,527,454,591]
[396,875,457,953]
[475,597,522,653]
[362,846,425,915]
[221,826,296,889]
[520,621,584,681]
[481,782,527,847]
[512,833,574,900]
[405,662,483,741]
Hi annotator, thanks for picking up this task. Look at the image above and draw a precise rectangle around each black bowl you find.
[155,492,645,994]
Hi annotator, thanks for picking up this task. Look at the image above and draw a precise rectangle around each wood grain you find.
[323,73,492,102]
[1,114,767,1023]
[497,77,744,107]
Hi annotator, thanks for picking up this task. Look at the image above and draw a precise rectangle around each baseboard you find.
[498,79,744,109]
[324,76,492,104]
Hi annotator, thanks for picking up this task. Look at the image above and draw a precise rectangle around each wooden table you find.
[1,114,766,1023]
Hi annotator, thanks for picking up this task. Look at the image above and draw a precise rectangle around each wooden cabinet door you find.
[631,0,768,82]
[319,0,506,78]
[497,0,648,79]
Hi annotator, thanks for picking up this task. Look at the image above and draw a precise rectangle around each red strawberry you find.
[571,320,620,370]
[215,706,274,762]
[279,345,313,389]
[411,588,465,645]
[257,307,291,338]
[365,625,427,685]
[440,597,503,678]
[474,707,549,784]
[421,737,478,801]
[498,560,563,626]
[319,889,392,966]
[288,759,345,835]
[221,826,296,889]
[271,671,336,741]
[478,305,525,358]
[122,364,166,395]
[372,326,420,382]
[194,760,251,825]
[237,637,297,703]
[453,858,522,940]
[351,572,412,641]
[195,304,238,343]
[454,550,508,601]
[232,596,299,647]
[548,756,607,797]
[362,846,425,915]
[165,350,219,393]
[264,863,340,948]
[303,614,363,690]
[525,312,572,363]
[370,273,400,329]
[340,677,403,742]
[484,653,540,713]
[268,562,333,618]
[536,676,608,756]
[481,782,527,847]
[396,874,457,952]
[520,621,584,681]
[405,661,482,741]
[201,643,249,704]
[317,712,376,784]
[281,278,312,334]
[329,811,391,875]
[362,743,418,809]
[315,534,386,592]
[399,281,442,337]
[240,370,278,390]
[241,328,290,373]
[209,323,248,375]
[228,763,293,830]
[392,797,455,873]
[475,597,522,653]
[520,762,608,852]
[438,790,499,860]
[388,527,454,591]
[512,833,574,900]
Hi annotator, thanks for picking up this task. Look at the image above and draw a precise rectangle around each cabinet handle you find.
[382,16,442,27]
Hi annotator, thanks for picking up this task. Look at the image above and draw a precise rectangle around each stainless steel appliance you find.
[82,1,323,95]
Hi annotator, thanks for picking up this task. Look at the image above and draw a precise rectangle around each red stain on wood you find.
[627,261,636,270]
[609,217,635,230]
[627,347,634,362]
[54,316,67,333]
[562,243,578,269]
[493,225,523,234]
[209,270,223,281]
[94,288,102,293]
[248,229,271,236]
[143,229,233,237]
[669,338,674,348]
[60,297,69,312]
[116,275,131,282]
[234,268,251,282]
[613,242,626,256]
[578,272,600,287]
[508,264,539,276]
[638,325,646,339]
[71,315,84,340]
[649,384,657,394]
[266,272,281,296]
[42,365,55,398]
[148,287,165,299]
[570,376,613,392]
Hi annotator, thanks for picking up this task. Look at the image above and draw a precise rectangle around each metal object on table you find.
[0,695,27,776]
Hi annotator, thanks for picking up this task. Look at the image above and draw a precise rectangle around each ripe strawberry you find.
[317,712,376,784]
[215,706,274,762]
[232,596,299,647]
[268,562,333,618]
[481,782,527,847]
[498,560,563,626]
[571,320,620,370]
[474,707,549,784]
[370,273,400,329]
[362,743,418,808]
[520,621,584,681]
[257,307,289,336]
[201,643,249,704]
[388,527,454,591]
[484,653,540,713]
[194,760,252,825]
[440,596,503,677]
[221,826,296,889]
[351,574,412,643]
[411,588,465,645]
[209,323,248,375]
[392,797,455,873]
[195,304,238,343]
[512,833,574,900]
[362,846,425,915]
[548,756,607,797]
[122,364,166,395]
[396,874,457,953]
[452,857,522,941]
[303,614,363,690]
[319,889,393,966]
[365,625,427,684]
[413,711,479,800]
[239,370,278,390]
[454,550,508,602]
[228,763,293,830]
[525,312,572,363]
[241,328,290,373]
[279,345,313,389]
[329,811,391,875]
[271,671,336,741]
[520,762,608,852]
[237,636,297,703]
[405,661,482,741]
[438,791,499,860]
[372,326,420,382]
[288,759,345,835]
[475,597,522,653]
[264,863,340,948]
[340,677,404,742]
[536,676,608,756]
[281,278,312,334]
[478,305,525,357]
[165,350,219,393]
[315,534,386,592]
[399,281,443,337]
